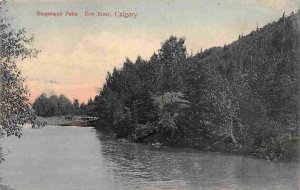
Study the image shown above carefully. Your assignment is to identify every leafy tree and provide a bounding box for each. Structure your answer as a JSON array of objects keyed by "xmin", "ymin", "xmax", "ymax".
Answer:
[
  {"xmin": 32, "ymin": 93, "xmax": 50, "ymax": 117},
  {"xmin": 0, "ymin": 0, "xmax": 43, "ymax": 138},
  {"xmin": 73, "ymin": 98, "xmax": 79, "ymax": 109},
  {"xmin": 33, "ymin": 93, "xmax": 87, "ymax": 117},
  {"xmin": 153, "ymin": 92, "xmax": 189, "ymax": 141},
  {"xmin": 205, "ymin": 71, "xmax": 250, "ymax": 145},
  {"xmin": 58, "ymin": 95, "xmax": 73, "ymax": 115},
  {"xmin": 157, "ymin": 36, "xmax": 187, "ymax": 92}
]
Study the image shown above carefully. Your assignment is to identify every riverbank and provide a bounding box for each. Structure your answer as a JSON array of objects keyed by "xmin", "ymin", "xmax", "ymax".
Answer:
[
  {"xmin": 36, "ymin": 116, "xmax": 299, "ymax": 162},
  {"xmin": 38, "ymin": 116, "xmax": 93, "ymax": 127},
  {"xmin": 95, "ymin": 127, "xmax": 299, "ymax": 162}
]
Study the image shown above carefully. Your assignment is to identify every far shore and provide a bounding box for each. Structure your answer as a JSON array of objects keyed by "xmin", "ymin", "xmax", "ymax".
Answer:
[{"xmin": 38, "ymin": 116, "xmax": 94, "ymax": 127}]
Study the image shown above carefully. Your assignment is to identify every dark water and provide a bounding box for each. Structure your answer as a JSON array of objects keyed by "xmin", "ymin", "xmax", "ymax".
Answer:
[{"xmin": 0, "ymin": 126, "xmax": 299, "ymax": 190}]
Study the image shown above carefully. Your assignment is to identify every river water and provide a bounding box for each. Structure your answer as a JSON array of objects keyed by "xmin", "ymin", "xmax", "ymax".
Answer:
[{"xmin": 0, "ymin": 125, "xmax": 298, "ymax": 190}]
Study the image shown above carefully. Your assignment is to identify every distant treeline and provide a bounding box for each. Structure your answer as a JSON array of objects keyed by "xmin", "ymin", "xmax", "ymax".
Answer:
[{"xmin": 33, "ymin": 93, "xmax": 94, "ymax": 117}]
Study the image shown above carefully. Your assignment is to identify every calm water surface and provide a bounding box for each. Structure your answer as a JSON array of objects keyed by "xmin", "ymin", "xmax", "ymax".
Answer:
[{"xmin": 0, "ymin": 125, "xmax": 299, "ymax": 190}]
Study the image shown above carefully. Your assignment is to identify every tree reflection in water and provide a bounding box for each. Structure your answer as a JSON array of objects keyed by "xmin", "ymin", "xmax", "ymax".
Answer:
[
  {"xmin": 0, "ymin": 127, "xmax": 298, "ymax": 190},
  {"xmin": 97, "ymin": 131, "xmax": 299, "ymax": 190}
]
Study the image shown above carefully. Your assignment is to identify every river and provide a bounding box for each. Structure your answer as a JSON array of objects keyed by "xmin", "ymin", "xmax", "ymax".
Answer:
[{"xmin": 0, "ymin": 125, "xmax": 299, "ymax": 190}]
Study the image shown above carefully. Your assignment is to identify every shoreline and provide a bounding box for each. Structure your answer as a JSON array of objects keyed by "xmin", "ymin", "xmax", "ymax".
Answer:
[
  {"xmin": 38, "ymin": 116, "xmax": 93, "ymax": 127},
  {"xmin": 95, "ymin": 129, "xmax": 299, "ymax": 163},
  {"xmin": 36, "ymin": 117, "xmax": 299, "ymax": 162}
]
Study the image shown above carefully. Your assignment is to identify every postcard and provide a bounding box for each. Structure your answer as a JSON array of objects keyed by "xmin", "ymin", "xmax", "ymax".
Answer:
[{"xmin": 0, "ymin": 0, "xmax": 299, "ymax": 189}]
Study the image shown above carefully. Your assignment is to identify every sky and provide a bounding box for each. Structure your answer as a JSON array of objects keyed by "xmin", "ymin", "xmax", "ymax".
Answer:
[{"xmin": 4, "ymin": 0, "xmax": 300, "ymax": 103}]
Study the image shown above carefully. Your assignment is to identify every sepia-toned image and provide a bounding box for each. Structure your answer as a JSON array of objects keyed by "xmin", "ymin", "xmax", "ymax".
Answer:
[{"xmin": 0, "ymin": 0, "xmax": 299, "ymax": 189}]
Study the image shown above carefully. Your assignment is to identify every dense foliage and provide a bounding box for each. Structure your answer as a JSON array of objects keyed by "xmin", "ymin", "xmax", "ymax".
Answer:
[
  {"xmin": 0, "ymin": 0, "xmax": 43, "ymax": 139},
  {"xmin": 0, "ymin": 0, "xmax": 44, "ymax": 164},
  {"xmin": 93, "ymin": 12, "xmax": 299, "ymax": 160},
  {"xmin": 33, "ymin": 93, "xmax": 94, "ymax": 117}
]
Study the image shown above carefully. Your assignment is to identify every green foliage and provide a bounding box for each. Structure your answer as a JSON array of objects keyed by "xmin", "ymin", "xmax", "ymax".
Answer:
[
  {"xmin": 260, "ymin": 136, "xmax": 299, "ymax": 160},
  {"xmin": 0, "ymin": 0, "xmax": 44, "ymax": 138},
  {"xmin": 204, "ymin": 70, "xmax": 250, "ymax": 145},
  {"xmin": 152, "ymin": 92, "xmax": 189, "ymax": 141},
  {"xmin": 32, "ymin": 93, "xmax": 91, "ymax": 117},
  {"xmin": 79, "ymin": 98, "xmax": 96, "ymax": 116},
  {"xmin": 131, "ymin": 122, "xmax": 157, "ymax": 142},
  {"xmin": 153, "ymin": 92, "xmax": 188, "ymax": 110},
  {"xmin": 261, "ymin": 137, "xmax": 283, "ymax": 159},
  {"xmin": 94, "ymin": 13, "xmax": 300, "ymax": 160}
]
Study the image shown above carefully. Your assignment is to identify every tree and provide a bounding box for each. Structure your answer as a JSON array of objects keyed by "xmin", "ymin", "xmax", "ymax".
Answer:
[
  {"xmin": 58, "ymin": 94, "xmax": 73, "ymax": 115},
  {"xmin": 73, "ymin": 98, "xmax": 79, "ymax": 114},
  {"xmin": 32, "ymin": 93, "xmax": 50, "ymax": 117},
  {"xmin": 205, "ymin": 71, "xmax": 250, "ymax": 145},
  {"xmin": 33, "ymin": 93, "xmax": 75, "ymax": 116},
  {"xmin": 157, "ymin": 36, "xmax": 187, "ymax": 92},
  {"xmin": 0, "ymin": 0, "xmax": 43, "ymax": 138},
  {"xmin": 48, "ymin": 95, "xmax": 59, "ymax": 116},
  {"xmin": 153, "ymin": 92, "xmax": 189, "ymax": 140}
]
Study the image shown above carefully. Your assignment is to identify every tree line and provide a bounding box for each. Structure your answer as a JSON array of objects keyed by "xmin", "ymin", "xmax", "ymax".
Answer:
[
  {"xmin": 32, "ymin": 93, "xmax": 94, "ymax": 117},
  {"xmin": 1, "ymin": 0, "xmax": 298, "ymax": 161},
  {"xmin": 92, "ymin": 12, "xmax": 299, "ymax": 160},
  {"xmin": 4, "ymin": 0, "xmax": 295, "ymax": 163}
]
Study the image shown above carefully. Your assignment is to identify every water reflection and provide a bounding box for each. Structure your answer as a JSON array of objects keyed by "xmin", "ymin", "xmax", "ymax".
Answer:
[
  {"xmin": 0, "ymin": 126, "xmax": 298, "ymax": 190},
  {"xmin": 97, "ymin": 131, "xmax": 299, "ymax": 190}
]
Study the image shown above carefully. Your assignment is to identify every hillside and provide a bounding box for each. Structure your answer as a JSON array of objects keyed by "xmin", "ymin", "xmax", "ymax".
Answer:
[{"xmin": 92, "ymin": 12, "xmax": 300, "ymax": 161}]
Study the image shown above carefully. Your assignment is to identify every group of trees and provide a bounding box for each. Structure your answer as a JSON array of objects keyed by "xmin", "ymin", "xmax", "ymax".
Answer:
[
  {"xmin": 32, "ymin": 93, "xmax": 94, "ymax": 117},
  {"xmin": 93, "ymin": 12, "xmax": 299, "ymax": 160}
]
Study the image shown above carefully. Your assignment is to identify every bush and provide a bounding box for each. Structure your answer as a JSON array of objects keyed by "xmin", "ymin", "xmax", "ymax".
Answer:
[{"xmin": 260, "ymin": 136, "xmax": 299, "ymax": 160}]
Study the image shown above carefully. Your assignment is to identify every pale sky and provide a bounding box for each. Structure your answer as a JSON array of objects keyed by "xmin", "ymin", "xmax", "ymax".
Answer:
[{"xmin": 5, "ymin": 0, "xmax": 300, "ymax": 103}]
